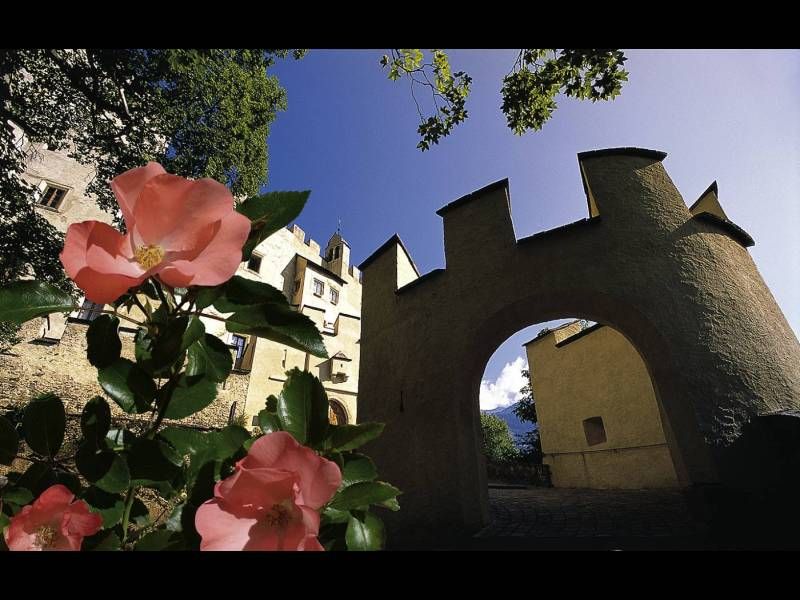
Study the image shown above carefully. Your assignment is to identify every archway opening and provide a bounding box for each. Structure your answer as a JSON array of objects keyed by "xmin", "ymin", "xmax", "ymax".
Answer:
[{"xmin": 477, "ymin": 317, "xmax": 680, "ymax": 492}]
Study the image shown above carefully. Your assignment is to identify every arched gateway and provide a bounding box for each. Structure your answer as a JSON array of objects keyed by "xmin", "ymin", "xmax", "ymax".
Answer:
[{"xmin": 357, "ymin": 148, "xmax": 800, "ymax": 542}]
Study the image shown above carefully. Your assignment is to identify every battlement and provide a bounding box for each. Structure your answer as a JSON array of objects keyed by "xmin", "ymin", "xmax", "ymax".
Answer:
[{"xmin": 359, "ymin": 147, "xmax": 757, "ymax": 298}]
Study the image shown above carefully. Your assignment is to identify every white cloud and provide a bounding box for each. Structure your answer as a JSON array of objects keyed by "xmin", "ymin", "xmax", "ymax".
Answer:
[{"xmin": 479, "ymin": 356, "xmax": 528, "ymax": 411}]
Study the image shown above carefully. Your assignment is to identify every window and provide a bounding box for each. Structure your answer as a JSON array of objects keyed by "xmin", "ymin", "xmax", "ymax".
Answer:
[
  {"xmin": 246, "ymin": 254, "xmax": 262, "ymax": 273},
  {"xmin": 313, "ymin": 278, "xmax": 324, "ymax": 296},
  {"xmin": 36, "ymin": 183, "xmax": 68, "ymax": 210},
  {"xmin": 231, "ymin": 334, "xmax": 247, "ymax": 370},
  {"xmin": 333, "ymin": 246, "xmax": 341, "ymax": 260},
  {"xmin": 330, "ymin": 287, "xmax": 339, "ymax": 305},
  {"xmin": 583, "ymin": 416, "xmax": 607, "ymax": 446},
  {"xmin": 293, "ymin": 279, "xmax": 301, "ymax": 294},
  {"xmin": 75, "ymin": 299, "xmax": 104, "ymax": 322}
]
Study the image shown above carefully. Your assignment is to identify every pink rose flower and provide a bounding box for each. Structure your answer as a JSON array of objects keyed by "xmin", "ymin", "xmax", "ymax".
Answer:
[
  {"xmin": 59, "ymin": 162, "xmax": 252, "ymax": 304},
  {"xmin": 3, "ymin": 484, "xmax": 103, "ymax": 551},
  {"xmin": 195, "ymin": 431, "xmax": 342, "ymax": 551}
]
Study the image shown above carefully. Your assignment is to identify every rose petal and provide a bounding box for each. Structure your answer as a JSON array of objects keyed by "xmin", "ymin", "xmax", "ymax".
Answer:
[
  {"xmin": 157, "ymin": 211, "xmax": 250, "ymax": 287},
  {"xmin": 132, "ymin": 174, "xmax": 235, "ymax": 249},
  {"xmin": 111, "ymin": 162, "xmax": 166, "ymax": 228},
  {"xmin": 196, "ymin": 500, "xmax": 259, "ymax": 551},
  {"xmin": 243, "ymin": 432, "xmax": 342, "ymax": 510}
]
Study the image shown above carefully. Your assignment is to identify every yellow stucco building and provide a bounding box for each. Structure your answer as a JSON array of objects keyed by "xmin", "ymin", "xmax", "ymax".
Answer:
[
  {"xmin": 4, "ymin": 132, "xmax": 361, "ymax": 428},
  {"xmin": 523, "ymin": 321, "xmax": 679, "ymax": 489}
]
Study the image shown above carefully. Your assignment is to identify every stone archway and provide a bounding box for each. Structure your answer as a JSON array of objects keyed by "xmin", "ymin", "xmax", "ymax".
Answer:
[{"xmin": 357, "ymin": 148, "xmax": 800, "ymax": 542}]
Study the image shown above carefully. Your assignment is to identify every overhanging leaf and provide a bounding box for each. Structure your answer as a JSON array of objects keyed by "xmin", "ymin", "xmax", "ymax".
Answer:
[
  {"xmin": 345, "ymin": 512, "xmax": 385, "ymax": 551},
  {"xmin": 237, "ymin": 190, "xmax": 311, "ymax": 260},
  {"xmin": 186, "ymin": 334, "xmax": 233, "ymax": 382},
  {"xmin": 0, "ymin": 280, "xmax": 76, "ymax": 324},
  {"xmin": 162, "ymin": 374, "xmax": 218, "ymax": 420},
  {"xmin": 227, "ymin": 303, "xmax": 327, "ymax": 358},
  {"xmin": 324, "ymin": 423, "xmax": 385, "ymax": 453},
  {"xmin": 276, "ymin": 368, "xmax": 330, "ymax": 445},
  {"xmin": 330, "ymin": 481, "xmax": 401, "ymax": 512}
]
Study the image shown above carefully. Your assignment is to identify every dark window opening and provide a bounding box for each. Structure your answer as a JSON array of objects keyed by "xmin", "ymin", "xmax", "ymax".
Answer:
[
  {"xmin": 583, "ymin": 416, "xmax": 607, "ymax": 446},
  {"xmin": 247, "ymin": 255, "xmax": 262, "ymax": 273},
  {"xmin": 328, "ymin": 400, "xmax": 348, "ymax": 425},
  {"xmin": 37, "ymin": 184, "xmax": 68, "ymax": 210}
]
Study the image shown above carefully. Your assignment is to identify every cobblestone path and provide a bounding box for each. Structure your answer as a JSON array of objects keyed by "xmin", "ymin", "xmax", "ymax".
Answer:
[{"xmin": 463, "ymin": 486, "xmax": 709, "ymax": 550}]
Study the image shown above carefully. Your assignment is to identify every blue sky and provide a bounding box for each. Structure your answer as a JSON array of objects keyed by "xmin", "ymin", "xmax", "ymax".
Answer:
[{"xmin": 264, "ymin": 49, "xmax": 800, "ymax": 409}]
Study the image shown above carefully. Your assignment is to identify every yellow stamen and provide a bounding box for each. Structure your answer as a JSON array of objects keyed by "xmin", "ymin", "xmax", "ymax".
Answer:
[
  {"xmin": 34, "ymin": 525, "xmax": 57, "ymax": 549},
  {"xmin": 263, "ymin": 503, "xmax": 291, "ymax": 529},
  {"xmin": 134, "ymin": 245, "xmax": 165, "ymax": 270}
]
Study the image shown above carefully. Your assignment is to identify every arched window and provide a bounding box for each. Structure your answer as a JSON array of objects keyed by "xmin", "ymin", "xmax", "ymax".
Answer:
[{"xmin": 328, "ymin": 399, "xmax": 348, "ymax": 425}]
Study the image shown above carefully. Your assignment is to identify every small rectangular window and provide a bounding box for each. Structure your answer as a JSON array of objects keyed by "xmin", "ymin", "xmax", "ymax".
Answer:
[
  {"xmin": 75, "ymin": 299, "xmax": 104, "ymax": 322},
  {"xmin": 231, "ymin": 334, "xmax": 247, "ymax": 370},
  {"xmin": 313, "ymin": 279, "xmax": 324, "ymax": 296},
  {"xmin": 330, "ymin": 288, "xmax": 339, "ymax": 305},
  {"xmin": 247, "ymin": 254, "xmax": 262, "ymax": 273},
  {"xmin": 37, "ymin": 184, "xmax": 68, "ymax": 210},
  {"xmin": 583, "ymin": 416, "xmax": 607, "ymax": 446}
]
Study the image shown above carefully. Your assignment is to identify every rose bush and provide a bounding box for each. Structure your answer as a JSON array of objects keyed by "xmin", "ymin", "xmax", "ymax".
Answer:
[{"xmin": 0, "ymin": 164, "xmax": 399, "ymax": 551}]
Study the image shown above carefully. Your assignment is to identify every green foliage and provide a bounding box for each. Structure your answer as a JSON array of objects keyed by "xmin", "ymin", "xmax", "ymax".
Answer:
[
  {"xmin": 186, "ymin": 334, "xmax": 233, "ymax": 382},
  {"xmin": 381, "ymin": 49, "xmax": 628, "ymax": 149},
  {"xmin": 0, "ymin": 280, "xmax": 76, "ymax": 324},
  {"xmin": 98, "ymin": 358, "xmax": 157, "ymax": 414},
  {"xmin": 236, "ymin": 190, "xmax": 311, "ymax": 260},
  {"xmin": 0, "ymin": 415, "xmax": 19, "ymax": 465},
  {"xmin": 480, "ymin": 412, "xmax": 520, "ymax": 465},
  {"xmin": 86, "ymin": 315, "xmax": 122, "ymax": 368},
  {"xmin": 22, "ymin": 393, "xmax": 66, "ymax": 458},
  {"xmin": 346, "ymin": 511, "xmax": 385, "ymax": 551},
  {"xmin": 276, "ymin": 368, "xmax": 330, "ymax": 445}
]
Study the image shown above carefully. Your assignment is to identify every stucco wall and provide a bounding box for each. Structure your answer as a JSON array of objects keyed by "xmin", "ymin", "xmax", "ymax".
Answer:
[{"xmin": 526, "ymin": 324, "xmax": 679, "ymax": 489}]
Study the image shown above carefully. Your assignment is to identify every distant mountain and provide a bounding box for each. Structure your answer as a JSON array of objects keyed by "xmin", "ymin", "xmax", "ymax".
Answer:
[{"xmin": 484, "ymin": 402, "xmax": 537, "ymax": 446}]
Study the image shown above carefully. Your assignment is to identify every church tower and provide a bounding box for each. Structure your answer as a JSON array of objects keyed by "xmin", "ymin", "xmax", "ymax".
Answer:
[{"xmin": 323, "ymin": 231, "xmax": 351, "ymax": 278}]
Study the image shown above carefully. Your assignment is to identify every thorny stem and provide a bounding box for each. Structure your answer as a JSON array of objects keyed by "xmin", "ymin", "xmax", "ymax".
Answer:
[{"xmin": 120, "ymin": 487, "xmax": 136, "ymax": 543}]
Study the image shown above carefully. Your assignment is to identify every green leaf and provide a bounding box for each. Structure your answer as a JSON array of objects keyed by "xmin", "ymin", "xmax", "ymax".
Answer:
[
  {"xmin": 265, "ymin": 395, "xmax": 278, "ymax": 413},
  {"xmin": 134, "ymin": 529, "xmax": 186, "ymax": 551},
  {"xmin": 151, "ymin": 316, "xmax": 190, "ymax": 370},
  {"xmin": 321, "ymin": 505, "xmax": 351, "ymax": 525},
  {"xmin": 83, "ymin": 487, "xmax": 125, "ymax": 528},
  {"xmin": 194, "ymin": 286, "xmax": 223, "ymax": 311},
  {"xmin": 213, "ymin": 276, "xmax": 286, "ymax": 312},
  {"xmin": 376, "ymin": 496, "xmax": 401, "ymax": 511},
  {"xmin": 341, "ymin": 453, "xmax": 378, "ymax": 488},
  {"xmin": 0, "ymin": 415, "xmax": 19, "ymax": 465},
  {"xmin": 324, "ymin": 423, "xmax": 385, "ymax": 452},
  {"xmin": 85, "ymin": 530, "xmax": 122, "ymax": 551},
  {"xmin": 330, "ymin": 481, "xmax": 401, "ymax": 512},
  {"xmin": 181, "ymin": 316, "xmax": 205, "ymax": 351},
  {"xmin": 75, "ymin": 443, "xmax": 131, "ymax": 494},
  {"xmin": 345, "ymin": 512, "xmax": 385, "ymax": 550},
  {"xmin": 0, "ymin": 280, "xmax": 76, "ymax": 324},
  {"xmin": 2, "ymin": 486, "xmax": 34, "ymax": 507},
  {"xmin": 105, "ymin": 428, "xmax": 135, "ymax": 451},
  {"xmin": 226, "ymin": 303, "xmax": 327, "ymax": 358},
  {"xmin": 236, "ymin": 191, "xmax": 311, "ymax": 260},
  {"xmin": 276, "ymin": 368, "xmax": 330, "ymax": 445},
  {"xmin": 186, "ymin": 334, "xmax": 233, "ymax": 382},
  {"xmin": 257, "ymin": 409, "xmax": 281, "ymax": 433},
  {"xmin": 81, "ymin": 396, "xmax": 111, "ymax": 448},
  {"xmin": 98, "ymin": 358, "xmax": 157, "ymax": 413},
  {"xmin": 86, "ymin": 314, "xmax": 121, "ymax": 368},
  {"xmin": 128, "ymin": 439, "xmax": 182, "ymax": 486},
  {"xmin": 163, "ymin": 374, "xmax": 218, "ymax": 420},
  {"xmin": 159, "ymin": 425, "xmax": 248, "ymax": 491},
  {"xmin": 22, "ymin": 393, "xmax": 66, "ymax": 457},
  {"xmin": 15, "ymin": 462, "xmax": 55, "ymax": 497}
]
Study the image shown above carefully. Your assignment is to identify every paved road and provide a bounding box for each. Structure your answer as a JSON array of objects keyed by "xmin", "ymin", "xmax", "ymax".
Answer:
[{"xmin": 463, "ymin": 486, "xmax": 709, "ymax": 550}]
